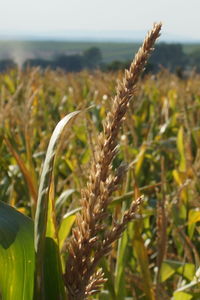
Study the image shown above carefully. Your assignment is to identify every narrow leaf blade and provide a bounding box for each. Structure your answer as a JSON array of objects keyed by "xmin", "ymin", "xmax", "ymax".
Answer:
[{"xmin": 34, "ymin": 111, "xmax": 80, "ymax": 300}]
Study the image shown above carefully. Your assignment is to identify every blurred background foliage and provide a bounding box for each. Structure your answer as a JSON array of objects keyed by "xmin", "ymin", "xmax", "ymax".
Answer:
[{"xmin": 1, "ymin": 42, "xmax": 200, "ymax": 74}]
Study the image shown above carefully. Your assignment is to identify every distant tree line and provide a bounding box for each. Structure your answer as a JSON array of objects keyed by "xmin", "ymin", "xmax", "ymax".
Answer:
[
  {"xmin": 0, "ymin": 59, "xmax": 17, "ymax": 72},
  {"xmin": 1, "ymin": 43, "xmax": 200, "ymax": 74},
  {"xmin": 23, "ymin": 47, "xmax": 102, "ymax": 72},
  {"xmin": 102, "ymin": 43, "xmax": 200, "ymax": 75},
  {"xmin": 0, "ymin": 47, "xmax": 102, "ymax": 72}
]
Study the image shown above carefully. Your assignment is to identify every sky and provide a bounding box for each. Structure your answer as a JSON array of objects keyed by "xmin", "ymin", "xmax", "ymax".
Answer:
[{"xmin": 0, "ymin": 0, "xmax": 200, "ymax": 41}]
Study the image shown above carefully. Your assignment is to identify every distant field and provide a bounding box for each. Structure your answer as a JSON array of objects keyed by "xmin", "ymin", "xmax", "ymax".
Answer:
[
  {"xmin": 183, "ymin": 43, "xmax": 200, "ymax": 54},
  {"xmin": 0, "ymin": 40, "xmax": 140, "ymax": 64},
  {"xmin": 0, "ymin": 40, "xmax": 200, "ymax": 64}
]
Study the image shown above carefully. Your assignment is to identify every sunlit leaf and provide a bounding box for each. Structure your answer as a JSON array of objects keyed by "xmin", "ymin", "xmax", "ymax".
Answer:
[
  {"xmin": 34, "ymin": 111, "xmax": 80, "ymax": 300},
  {"xmin": 160, "ymin": 262, "xmax": 176, "ymax": 282},
  {"xmin": 160, "ymin": 260, "xmax": 195, "ymax": 282},
  {"xmin": 188, "ymin": 209, "xmax": 200, "ymax": 225},
  {"xmin": 177, "ymin": 264, "xmax": 195, "ymax": 281},
  {"xmin": 173, "ymin": 291, "xmax": 193, "ymax": 300},
  {"xmin": 0, "ymin": 201, "xmax": 34, "ymax": 300},
  {"xmin": 115, "ymin": 229, "xmax": 128, "ymax": 299},
  {"xmin": 59, "ymin": 212, "xmax": 77, "ymax": 251},
  {"xmin": 188, "ymin": 209, "xmax": 200, "ymax": 238},
  {"xmin": 177, "ymin": 127, "xmax": 186, "ymax": 172},
  {"xmin": 4, "ymin": 138, "xmax": 38, "ymax": 206},
  {"xmin": 135, "ymin": 144, "xmax": 147, "ymax": 177}
]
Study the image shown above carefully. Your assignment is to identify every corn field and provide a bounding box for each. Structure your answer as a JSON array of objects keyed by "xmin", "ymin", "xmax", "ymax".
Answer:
[{"xmin": 0, "ymin": 24, "xmax": 200, "ymax": 300}]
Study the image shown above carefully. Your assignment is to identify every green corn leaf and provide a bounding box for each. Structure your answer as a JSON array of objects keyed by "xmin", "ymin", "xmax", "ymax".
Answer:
[
  {"xmin": 133, "ymin": 222, "xmax": 155, "ymax": 300},
  {"xmin": 173, "ymin": 292, "xmax": 193, "ymax": 300},
  {"xmin": 4, "ymin": 137, "xmax": 38, "ymax": 207},
  {"xmin": 188, "ymin": 209, "xmax": 200, "ymax": 238},
  {"xmin": 177, "ymin": 264, "xmax": 195, "ymax": 281},
  {"xmin": 115, "ymin": 228, "xmax": 128, "ymax": 299},
  {"xmin": 4, "ymin": 75, "xmax": 15, "ymax": 93},
  {"xmin": 177, "ymin": 127, "xmax": 186, "ymax": 172},
  {"xmin": 55, "ymin": 189, "xmax": 76, "ymax": 212},
  {"xmin": 188, "ymin": 209, "xmax": 200, "ymax": 224},
  {"xmin": 133, "ymin": 238, "xmax": 155, "ymax": 299},
  {"xmin": 0, "ymin": 201, "xmax": 34, "ymax": 300},
  {"xmin": 135, "ymin": 144, "xmax": 147, "ymax": 178},
  {"xmin": 43, "ymin": 179, "xmax": 66, "ymax": 300},
  {"xmin": 115, "ymin": 181, "xmax": 131, "ymax": 300},
  {"xmin": 160, "ymin": 261, "xmax": 176, "ymax": 282},
  {"xmin": 34, "ymin": 111, "xmax": 80, "ymax": 300},
  {"xmin": 58, "ymin": 208, "xmax": 79, "ymax": 251},
  {"xmin": 160, "ymin": 260, "xmax": 195, "ymax": 282}
]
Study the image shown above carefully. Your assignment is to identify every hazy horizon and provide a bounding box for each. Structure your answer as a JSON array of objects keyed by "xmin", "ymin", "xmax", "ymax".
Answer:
[
  {"xmin": 0, "ymin": 29, "xmax": 199, "ymax": 44},
  {"xmin": 0, "ymin": 0, "xmax": 200, "ymax": 42}
]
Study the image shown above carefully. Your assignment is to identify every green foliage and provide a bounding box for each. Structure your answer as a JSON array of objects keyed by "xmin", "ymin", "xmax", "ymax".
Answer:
[
  {"xmin": 149, "ymin": 43, "xmax": 188, "ymax": 72},
  {"xmin": 189, "ymin": 49, "xmax": 200, "ymax": 72},
  {"xmin": 0, "ymin": 201, "xmax": 34, "ymax": 300},
  {"xmin": 83, "ymin": 47, "xmax": 102, "ymax": 69},
  {"xmin": 0, "ymin": 59, "xmax": 17, "ymax": 72}
]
